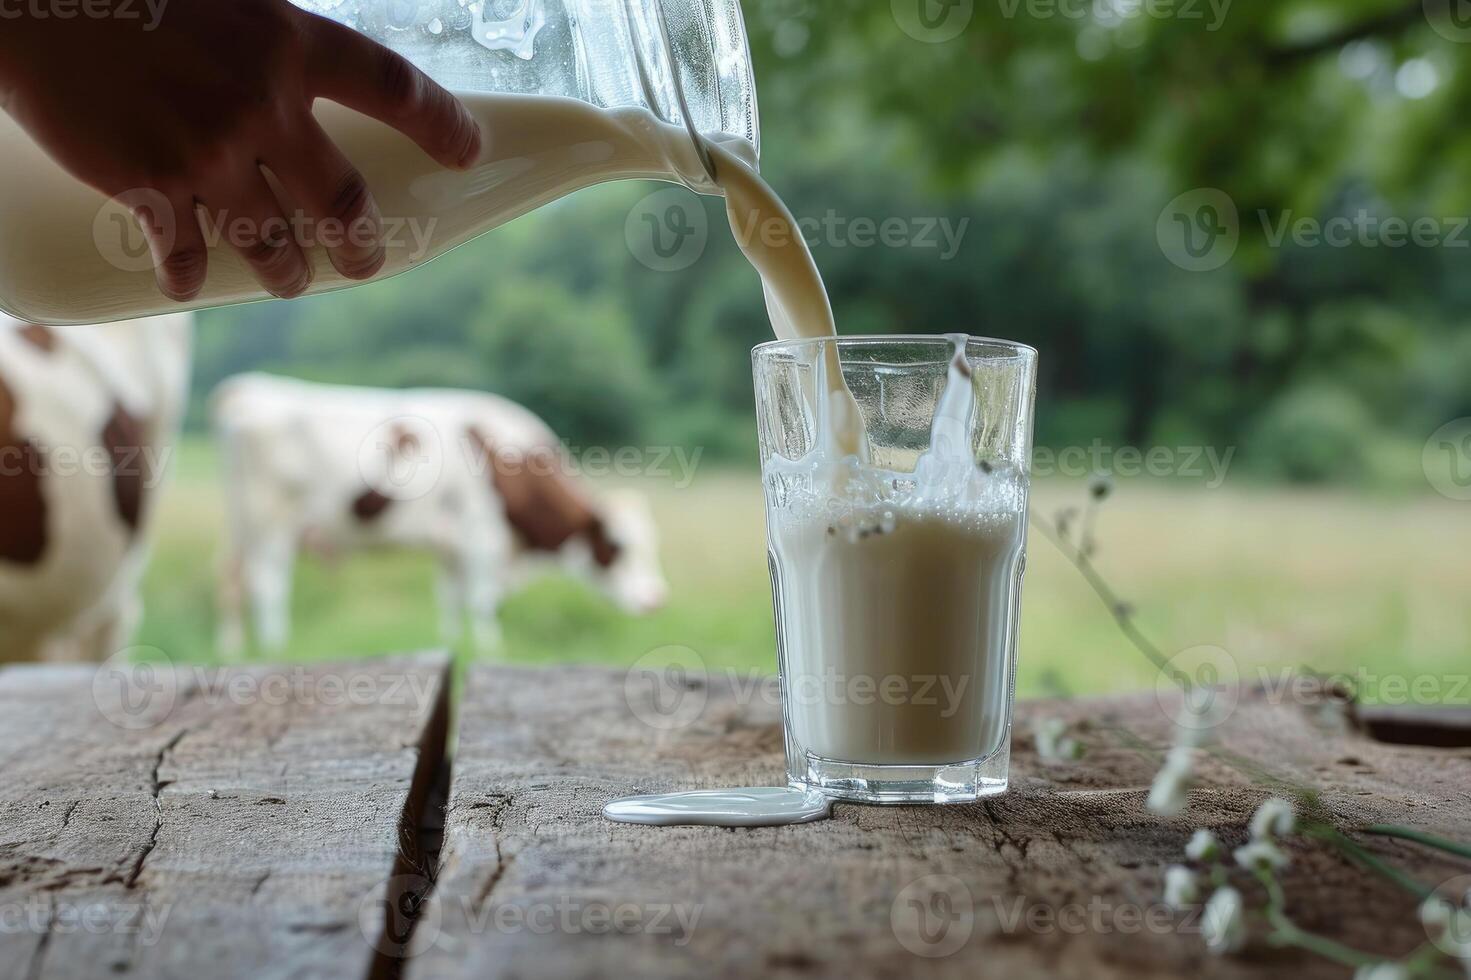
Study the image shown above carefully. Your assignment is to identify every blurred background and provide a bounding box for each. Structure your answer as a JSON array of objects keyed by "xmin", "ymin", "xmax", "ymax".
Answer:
[{"xmin": 141, "ymin": 0, "xmax": 1471, "ymax": 698}]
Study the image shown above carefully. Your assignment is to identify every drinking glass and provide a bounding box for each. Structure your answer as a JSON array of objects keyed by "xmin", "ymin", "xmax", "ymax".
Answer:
[{"xmin": 753, "ymin": 335, "xmax": 1037, "ymax": 803}]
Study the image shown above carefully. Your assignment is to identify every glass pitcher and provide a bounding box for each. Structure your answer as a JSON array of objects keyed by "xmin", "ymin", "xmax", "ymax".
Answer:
[{"xmin": 0, "ymin": 0, "xmax": 758, "ymax": 325}]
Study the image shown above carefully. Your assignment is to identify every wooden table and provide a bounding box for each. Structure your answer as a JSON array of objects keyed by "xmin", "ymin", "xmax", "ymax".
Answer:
[{"xmin": 1, "ymin": 655, "xmax": 1467, "ymax": 979}]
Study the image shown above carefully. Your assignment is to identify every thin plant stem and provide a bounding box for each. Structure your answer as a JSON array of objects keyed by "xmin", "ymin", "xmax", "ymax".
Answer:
[
  {"xmin": 1304, "ymin": 825, "xmax": 1435, "ymax": 900},
  {"xmin": 1365, "ymin": 825, "xmax": 1471, "ymax": 861},
  {"xmin": 1255, "ymin": 868, "xmax": 1377, "ymax": 968},
  {"xmin": 1030, "ymin": 514, "xmax": 1190, "ymax": 688}
]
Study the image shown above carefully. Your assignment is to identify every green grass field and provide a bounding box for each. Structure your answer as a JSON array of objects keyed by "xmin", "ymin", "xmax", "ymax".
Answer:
[{"xmin": 137, "ymin": 439, "xmax": 1471, "ymax": 700}]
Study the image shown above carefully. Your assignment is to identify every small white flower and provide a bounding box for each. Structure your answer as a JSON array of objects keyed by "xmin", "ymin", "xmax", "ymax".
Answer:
[
  {"xmin": 1146, "ymin": 747, "xmax": 1196, "ymax": 816},
  {"xmin": 1147, "ymin": 765, "xmax": 1190, "ymax": 816},
  {"xmin": 1248, "ymin": 798, "xmax": 1295, "ymax": 840},
  {"xmin": 1353, "ymin": 964, "xmax": 1409, "ymax": 980},
  {"xmin": 1421, "ymin": 897, "xmax": 1454, "ymax": 934},
  {"xmin": 1202, "ymin": 886, "xmax": 1246, "ymax": 955},
  {"xmin": 1163, "ymin": 865, "xmax": 1199, "ymax": 910},
  {"xmin": 1032, "ymin": 718, "xmax": 1084, "ymax": 762},
  {"xmin": 1034, "ymin": 717, "xmax": 1067, "ymax": 739},
  {"xmin": 1185, "ymin": 829, "xmax": 1221, "ymax": 862},
  {"xmin": 1234, "ymin": 840, "xmax": 1289, "ymax": 872}
]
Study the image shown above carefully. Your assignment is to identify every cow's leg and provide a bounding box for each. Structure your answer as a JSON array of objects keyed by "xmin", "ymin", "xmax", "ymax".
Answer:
[
  {"xmin": 462, "ymin": 555, "xmax": 505, "ymax": 654},
  {"xmin": 49, "ymin": 555, "xmax": 146, "ymax": 663},
  {"xmin": 215, "ymin": 551, "xmax": 248, "ymax": 660},
  {"xmin": 244, "ymin": 536, "xmax": 297, "ymax": 654},
  {"xmin": 435, "ymin": 561, "xmax": 467, "ymax": 645}
]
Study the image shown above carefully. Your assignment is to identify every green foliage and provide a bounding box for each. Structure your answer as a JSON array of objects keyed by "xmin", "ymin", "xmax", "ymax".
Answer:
[{"xmin": 1246, "ymin": 382, "xmax": 1378, "ymax": 482}]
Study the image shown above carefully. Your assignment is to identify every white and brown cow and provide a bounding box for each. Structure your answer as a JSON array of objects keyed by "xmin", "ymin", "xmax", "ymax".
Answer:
[
  {"xmin": 0, "ymin": 312, "xmax": 192, "ymax": 662},
  {"xmin": 211, "ymin": 373, "xmax": 669, "ymax": 656}
]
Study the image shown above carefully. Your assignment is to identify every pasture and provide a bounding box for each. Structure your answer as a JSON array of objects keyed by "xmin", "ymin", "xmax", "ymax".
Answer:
[{"xmin": 137, "ymin": 438, "xmax": 1471, "ymax": 702}]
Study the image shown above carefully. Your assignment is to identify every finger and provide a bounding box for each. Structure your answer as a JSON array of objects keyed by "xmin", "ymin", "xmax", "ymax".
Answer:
[
  {"xmin": 203, "ymin": 172, "xmax": 312, "ymax": 299},
  {"xmin": 135, "ymin": 192, "xmax": 208, "ymax": 302},
  {"xmin": 303, "ymin": 13, "xmax": 481, "ymax": 170},
  {"xmin": 266, "ymin": 117, "xmax": 386, "ymax": 280}
]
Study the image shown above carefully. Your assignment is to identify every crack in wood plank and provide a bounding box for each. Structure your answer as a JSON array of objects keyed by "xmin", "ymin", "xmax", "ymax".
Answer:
[
  {"xmin": 0, "ymin": 653, "xmax": 455, "ymax": 980},
  {"xmin": 123, "ymin": 728, "xmax": 190, "ymax": 890}
]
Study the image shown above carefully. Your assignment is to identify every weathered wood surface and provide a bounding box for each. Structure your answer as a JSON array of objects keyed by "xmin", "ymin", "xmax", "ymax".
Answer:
[
  {"xmin": 410, "ymin": 666, "xmax": 1471, "ymax": 980},
  {"xmin": 0, "ymin": 653, "xmax": 452, "ymax": 980}
]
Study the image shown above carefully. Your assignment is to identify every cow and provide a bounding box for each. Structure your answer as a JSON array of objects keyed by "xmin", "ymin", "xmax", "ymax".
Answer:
[
  {"xmin": 211, "ymin": 373, "xmax": 669, "ymax": 656},
  {"xmin": 0, "ymin": 312, "xmax": 192, "ymax": 662}
]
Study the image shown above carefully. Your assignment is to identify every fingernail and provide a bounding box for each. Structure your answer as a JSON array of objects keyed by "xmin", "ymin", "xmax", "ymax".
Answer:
[
  {"xmin": 458, "ymin": 123, "xmax": 484, "ymax": 169},
  {"xmin": 338, "ymin": 246, "xmax": 387, "ymax": 280},
  {"xmin": 271, "ymin": 271, "xmax": 312, "ymax": 300}
]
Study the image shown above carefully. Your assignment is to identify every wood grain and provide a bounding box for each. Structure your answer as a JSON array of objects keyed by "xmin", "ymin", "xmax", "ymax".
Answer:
[
  {"xmin": 409, "ymin": 665, "xmax": 1471, "ymax": 980},
  {"xmin": 0, "ymin": 653, "xmax": 452, "ymax": 980}
]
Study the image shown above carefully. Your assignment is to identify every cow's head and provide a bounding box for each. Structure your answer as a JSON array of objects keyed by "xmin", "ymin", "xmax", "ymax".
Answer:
[
  {"xmin": 468, "ymin": 429, "xmax": 669, "ymax": 615},
  {"xmin": 580, "ymin": 489, "xmax": 668, "ymax": 615}
]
